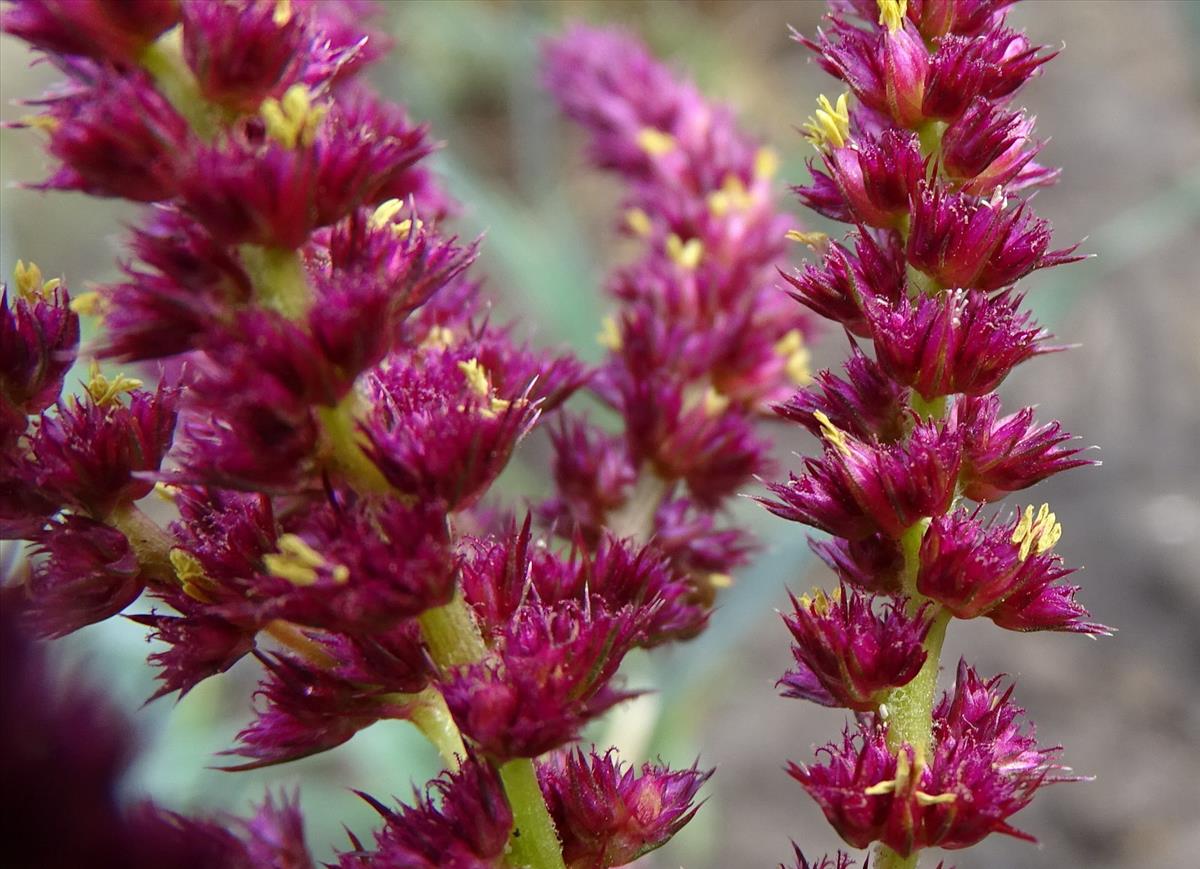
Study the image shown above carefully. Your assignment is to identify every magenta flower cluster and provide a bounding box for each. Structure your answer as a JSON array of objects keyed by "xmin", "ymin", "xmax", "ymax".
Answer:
[
  {"xmin": 1, "ymin": 1, "xmax": 1101, "ymax": 867},
  {"xmin": 768, "ymin": 0, "xmax": 1104, "ymax": 866}
]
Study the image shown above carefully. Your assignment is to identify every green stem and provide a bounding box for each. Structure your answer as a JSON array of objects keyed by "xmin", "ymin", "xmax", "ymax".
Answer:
[
  {"xmin": 408, "ymin": 687, "xmax": 467, "ymax": 769},
  {"xmin": 418, "ymin": 592, "xmax": 490, "ymax": 669},
  {"xmin": 139, "ymin": 27, "xmax": 220, "ymax": 139},
  {"xmin": 240, "ymin": 245, "xmax": 313, "ymax": 320},
  {"xmin": 606, "ymin": 465, "xmax": 669, "ymax": 544},
  {"xmin": 315, "ymin": 399, "xmax": 393, "ymax": 494},
  {"xmin": 499, "ymin": 759, "xmax": 568, "ymax": 869},
  {"xmin": 108, "ymin": 503, "xmax": 176, "ymax": 584}
]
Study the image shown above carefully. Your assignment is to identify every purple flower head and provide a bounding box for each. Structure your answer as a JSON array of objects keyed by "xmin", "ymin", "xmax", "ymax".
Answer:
[
  {"xmin": 25, "ymin": 514, "xmax": 143, "ymax": 637},
  {"xmin": 252, "ymin": 495, "xmax": 458, "ymax": 634},
  {"xmin": 956, "ymin": 395, "xmax": 1094, "ymax": 501},
  {"xmin": 1, "ymin": 0, "xmax": 180, "ymax": 63},
  {"xmin": 340, "ymin": 761, "xmax": 512, "ymax": 869},
  {"xmin": 906, "ymin": 184, "xmax": 1080, "ymax": 291},
  {"xmin": 181, "ymin": 0, "xmax": 307, "ymax": 112},
  {"xmin": 918, "ymin": 506, "xmax": 1106, "ymax": 634},
  {"xmin": 923, "ymin": 29, "xmax": 1055, "ymax": 121},
  {"xmin": 782, "ymin": 847, "xmax": 868, "ymax": 869},
  {"xmin": 791, "ymin": 662, "xmax": 1070, "ymax": 855},
  {"xmin": 941, "ymin": 98, "xmax": 1049, "ymax": 194},
  {"xmin": 99, "ymin": 209, "xmax": 253, "ymax": 362},
  {"xmin": 461, "ymin": 517, "xmax": 706, "ymax": 647},
  {"xmin": 130, "ymin": 597, "xmax": 258, "ymax": 702},
  {"xmin": 799, "ymin": 129, "xmax": 926, "ymax": 229},
  {"xmin": 360, "ymin": 348, "xmax": 541, "ymax": 510},
  {"xmin": 179, "ymin": 90, "xmax": 432, "ymax": 249},
  {"xmin": 442, "ymin": 602, "xmax": 642, "ymax": 760},
  {"xmin": 650, "ymin": 497, "xmax": 756, "ymax": 583},
  {"xmin": 1, "ymin": 273, "xmax": 79, "ymax": 425},
  {"xmin": 537, "ymin": 747, "xmax": 712, "ymax": 869},
  {"xmin": 763, "ymin": 417, "xmax": 960, "ymax": 540},
  {"xmin": 224, "ymin": 649, "xmax": 414, "ymax": 770},
  {"xmin": 809, "ymin": 533, "xmax": 905, "ymax": 596},
  {"xmin": 780, "ymin": 587, "xmax": 931, "ymax": 711},
  {"xmin": 782, "ymin": 232, "xmax": 906, "ymax": 336},
  {"xmin": 774, "ymin": 345, "xmax": 910, "ymax": 444},
  {"xmin": 21, "ymin": 65, "xmax": 192, "ymax": 201},
  {"xmin": 175, "ymin": 403, "xmax": 319, "ymax": 493},
  {"xmin": 541, "ymin": 416, "xmax": 637, "ymax": 542},
  {"xmin": 171, "ymin": 486, "xmax": 278, "ymax": 593},
  {"xmin": 30, "ymin": 376, "xmax": 178, "ymax": 517},
  {"xmin": 867, "ymin": 288, "xmax": 1049, "ymax": 400},
  {"xmin": 306, "ymin": 207, "xmax": 478, "ymax": 380}
]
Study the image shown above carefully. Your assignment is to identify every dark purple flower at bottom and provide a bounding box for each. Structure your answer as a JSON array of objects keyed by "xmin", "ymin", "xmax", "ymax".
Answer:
[
  {"xmin": 340, "ymin": 761, "xmax": 512, "ymax": 869},
  {"xmin": 537, "ymin": 748, "xmax": 712, "ymax": 869},
  {"xmin": 789, "ymin": 663, "xmax": 1070, "ymax": 856}
]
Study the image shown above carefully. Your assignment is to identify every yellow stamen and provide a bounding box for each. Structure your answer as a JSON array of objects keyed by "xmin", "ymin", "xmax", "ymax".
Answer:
[
  {"xmin": 636, "ymin": 127, "xmax": 676, "ymax": 157},
  {"xmin": 708, "ymin": 572, "xmax": 733, "ymax": 589},
  {"xmin": 774, "ymin": 329, "xmax": 812, "ymax": 386},
  {"xmin": 754, "ymin": 147, "xmax": 780, "ymax": 180},
  {"xmin": 420, "ymin": 325, "xmax": 455, "ymax": 350},
  {"xmin": 625, "ymin": 207, "xmax": 653, "ymax": 237},
  {"xmin": 19, "ymin": 113, "xmax": 58, "ymax": 133},
  {"xmin": 13, "ymin": 260, "xmax": 61, "ymax": 301},
  {"xmin": 702, "ymin": 386, "xmax": 730, "ymax": 416},
  {"xmin": 915, "ymin": 791, "xmax": 957, "ymax": 806},
  {"xmin": 273, "ymin": 0, "xmax": 293, "ymax": 26},
  {"xmin": 1011, "ymin": 503, "xmax": 1062, "ymax": 560},
  {"xmin": 369, "ymin": 198, "xmax": 406, "ymax": 230},
  {"xmin": 169, "ymin": 549, "xmax": 215, "ymax": 601},
  {"xmin": 153, "ymin": 481, "xmax": 180, "ymax": 502},
  {"xmin": 707, "ymin": 174, "xmax": 752, "ymax": 217},
  {"xmin": 261, "ymin": 84, "xmax": 327, "ymax": 149},
  {"xmin": 597, "ymin": 315, "xmax": 622, "ymax": 351},
  {"xmin": 785, "ymin": 229, "xmax": 830, "ymax": 251},
  {"xmin": 801, "ymin": 92, "xmax": 851, "ymax": 151},
  {"xmin": 69, "ymin": 291, "xmax": 102, "ymax": 316},
  {"xmin": 264, "ymin": 533, "xmax": 348, "ymax": 587},
  {"xmin": 877, "ymin": 0, "xmax": 908, "ymax": 33},
  {"xmin": 85, "ymin": 360, "xmax": 142, "ymax": 406},
  {"xmin": 666, "ymin": 234, "xmax": 703, "ymax": 270},
  {"xmin": 812, "ymin": 410, "xmax": 852, "ymax": 458},
  {"xmin": 457, "ymin": 358, "xmax": 491, "ymax": 397}
]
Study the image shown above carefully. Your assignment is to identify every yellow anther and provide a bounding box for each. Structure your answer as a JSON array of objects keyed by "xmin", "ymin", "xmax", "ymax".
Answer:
[
  {"xmin": 13, "ymin": 260, "xmax": 61, "ymax": 301},
  {"xmin": 754, "ymin": 147, "xmax": 780, "ymax": 180},
  {"xmin": 85, "ymin": 360, "xmax": 142, "ymax": 406},
  {"xmin": 774, "ymin": 329, "xmax": 813, "ymax": 386},
  {"xmin": 786, "ymin": 229, "xmax": 830, "ymax": 251},
  {"xmin": 273, "ymin": 0, "xmax": 293, "ymax": 26},
  {"xmin": 666, "ymin": 234, "xmax": 703, "ymax": 270},
  {"xmin": 597, "ymin": 315, "xmax": 622, "ymax": 351},
  {"xmin": 877, "ymin": 0, "xmax": 908, "ymax": 33},
  {"xmin": 153, "ymin": 481, "xmax": 180, "ymax": 502},
  {"xmin": 420, "ymin": 325, "xmax": 455, "ymax": 350},
  {"xmin": 489, "ymin": 396, "xmax": 512, "ymax": 415},
  {"xmin": 261, "ymin": 84, "xmax": 327, "ymax": 149},
  {"xmin": 801, "ymin": 92, "xmax": 851, "ymax": 151},
  {"xmin": 170, "ymin": 549, "xmax": 214, "ymax": 602},
  {"xmin": 19, "ymin": 113, "xmax": 58, "ymax": 133},
  {"xmin": 707, "ymin": 174, "xmax": 752, "ymax": 217},
  {"xmin": 915, "ymin": 791, "xmax": 957, "ymax": 806},
  {"xmin": 369, "ymin": 198, "xmax": 406, "ymax": 230},
  {"xmin": 864, "ymin": 779, "xmax": 896, "ymax": 796},
  {"xmin": 69, "ymin": 291, "xmax": 102, "ymax": 316},
  {"xmin": 264, "ymin": 533, "xmax": 347, "ymax": 586},
  {"xmin": 812, "ymin": 410, "xmax": 852, "ymax": 458},
  {"xmin": 636, "ymin": 127, "xmax": 676, "ymax": 157},
  {"xmin": 625, "ymin": 207, "xmax": 653, "ymax": 237},
  {"xmin": 799, "ymin": 586, "xmax": 838, "ymax": 615},
  {"xmin": 1011, "ymin": 503, "xmax": 1062, "ymax": 560},
  {"xmin": 458, "ymin": 358, "xmax": 491, "ymax": 397},
  {"xmin": 703, "ymin": 386, "xmax": 730, "ymax": 416},
  {"xmin": 708, "ymin": 572, "xmax": 733, "ymax": 589}
]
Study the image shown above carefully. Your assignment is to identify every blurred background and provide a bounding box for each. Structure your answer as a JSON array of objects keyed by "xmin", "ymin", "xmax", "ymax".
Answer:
[{"xmin": 2, "ymin": 1, "xmax": 1199, "ymax": 867}]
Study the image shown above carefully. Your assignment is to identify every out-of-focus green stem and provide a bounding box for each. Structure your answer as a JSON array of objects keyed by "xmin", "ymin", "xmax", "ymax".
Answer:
[
  {"xmin": 606, "ymin": 466, "xmax": 669, "ymax": 544},
  {"xmin": 499, "ymin": 759, "xmax": 568, "ymax": 869},
  {"xmin": 418, "ymin": 592, "xmax": 490, "ymax": 669},
  {"xmin": 408, "ymin": 687, "xmax": 467, "ymax": 768},
  {"xmin": 108, "ymin": 503, "xmax": 176, "ymax": 583}
]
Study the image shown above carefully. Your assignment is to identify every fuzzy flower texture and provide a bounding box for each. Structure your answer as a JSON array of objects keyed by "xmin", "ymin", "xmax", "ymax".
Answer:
[{"xmin": 0, "ymin": 1, "xmax": 1100, "ymax": 868}]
